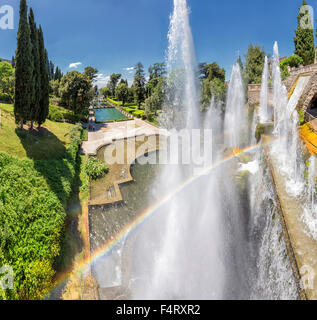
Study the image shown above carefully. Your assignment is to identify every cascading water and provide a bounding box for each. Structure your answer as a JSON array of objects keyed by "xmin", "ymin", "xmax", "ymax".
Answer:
[
  {"xmin": 308, "ymin": 156, "xmax": 316, "ymax": 211},
  {"xmin": 270, "ymin": 41, "xmax": 305, "ymax": 197},
  {"xmin": 302, "ymin": 155, "xmax": 317, "ymax": 241},
  {"xmin": 90, "ymin": 2, "xmax": 300, "ymax": 301},
  {"xmin": 259, "ymin": 56, "xmax": 270, "ymax": 123},
  {"xmin": 224, "ymin": 63, "xmax": 246, "ymax": 149}
]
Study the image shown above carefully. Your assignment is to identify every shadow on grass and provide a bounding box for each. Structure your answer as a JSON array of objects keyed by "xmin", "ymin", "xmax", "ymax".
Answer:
[{"xmin": 16, "ymin": 126, "xmax": 84, "ymax": 296}]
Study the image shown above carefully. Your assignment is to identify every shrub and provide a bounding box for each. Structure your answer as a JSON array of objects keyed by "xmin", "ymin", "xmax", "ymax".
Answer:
[
  {"xmin": 281, "ymin": 55, "xmax": 304, "ymax": 69},
  {"xmin": 133, "ymin": 110, "xmax": 144, "ymax": 118},
  {"xmin": 85, "ymin": 157, "xmax": 109, "ymax": 180},
  {"xmin": 298, "ymin": 109, "xmax": 305, "ymax": 126},
  {"xmin": 0, "ymin": 124, "xmax": 82, "ymax": 300},
  {"xmin": 0, "ymin": 93, "xmax": 12, "ymax": 103},
  {"xmin": 48, "ymin": 105, "xmax": 82, "ymax": 123}
]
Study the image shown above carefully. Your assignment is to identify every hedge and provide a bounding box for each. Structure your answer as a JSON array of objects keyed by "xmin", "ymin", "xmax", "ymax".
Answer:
[
  {"xmin": 0, "ymin": 124, "xmax": 82, "ymax": 300},
  {"xmin": 48, "ymin": 105, "xmax": 83, "ymax": 123}
]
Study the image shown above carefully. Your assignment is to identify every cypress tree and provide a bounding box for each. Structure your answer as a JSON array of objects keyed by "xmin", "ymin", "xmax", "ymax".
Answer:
[
  {"xmin": 14, "ymin": 0, "xmax": 33, "ymax": 129},
  {"xmin": 28, "ymin": 8, "xmax": 40, "ymax": 130},
  {"xmin": 294, "ymin": 0, "xmax": 315, "ymax": 65},
  {"xmin": 37, "ymin": 26, "xmax": 49, "ymax": 128}
]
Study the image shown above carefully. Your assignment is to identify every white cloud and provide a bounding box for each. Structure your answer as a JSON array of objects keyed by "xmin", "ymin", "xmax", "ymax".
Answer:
[
  {"xmin": 124, "ymin": 67, "xmax": 135, "ymax": 74},
  {"xmin": 69, "ymin": 62, "xmax": 82, "ymax": 69},
  {"xmin": 94, "ymin": 73, "xmax": 110, "ymax": 88}
]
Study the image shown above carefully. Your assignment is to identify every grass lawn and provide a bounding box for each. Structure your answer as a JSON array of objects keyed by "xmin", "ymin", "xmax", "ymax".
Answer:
[{"xmin": 0, "ymin": 103, "xmax": 75, "ymax": 159}]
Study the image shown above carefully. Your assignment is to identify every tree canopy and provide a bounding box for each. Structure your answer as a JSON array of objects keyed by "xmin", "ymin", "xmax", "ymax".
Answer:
[{"xmin": 294, "ymin": 0, "xmax": 315, "ymax": 65}]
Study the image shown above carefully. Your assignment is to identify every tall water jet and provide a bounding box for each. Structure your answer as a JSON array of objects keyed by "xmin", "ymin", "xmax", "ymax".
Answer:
[
  {"xmin": 259, "ymin": 56, "xmax": 269, "ymax": 123},
  {"xmin": 162, "ymin": 0, "xmax": 199, "ymax": 129},
  {"xmin": 224, "ymin": 63, "xmax": 246, "ymax": 149},
  {"xmin": 130, "ymin": 0, "xmax": 226, "ymax": 299},
  {"xmin": 272, "ymin": 41, "xmax": 284, "ymax": 134}
]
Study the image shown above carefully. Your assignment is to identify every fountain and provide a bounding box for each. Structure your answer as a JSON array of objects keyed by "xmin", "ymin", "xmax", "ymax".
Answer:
[
  {"xmin": 89, "ymin": 1, "xmax": 299, "ymax": 301},
  {"xmin": 308, "ymin": 155, "xmax": 316, "ymax": 210},
  {"xmin": 270, "ymin": 41, "xmax": 305, "ymax": 197},
  {"xmin": 224, "ymin": 62, "xmax": 246, "ymax": 149},
  {"xmin": 259, "ymin": 56, "xmax": 269, "ymax": 123}
]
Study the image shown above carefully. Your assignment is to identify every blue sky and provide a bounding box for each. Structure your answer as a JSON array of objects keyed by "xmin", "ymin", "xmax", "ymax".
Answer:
[{"xmin": 0, "ymin": 0, "xmax": 316, "ymax": 85}]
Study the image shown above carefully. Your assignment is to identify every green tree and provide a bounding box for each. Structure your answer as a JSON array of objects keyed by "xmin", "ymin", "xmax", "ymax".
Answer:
[
  {"xmin": 54, "ymin": 66, "xmax": 63, "ymax": 81},
  {"xmin": 200, "ymin": 62, "xmax": 226, "ymax": 110},
  {"xmin": 199, "ymin": 62, "xmax": 225, "ymax": 82},
  {"xmin": 133, "ymin": 62, "xmax": 146, "ymax": 108},
  {"xmin": 144, "ymin": 77, "xmax": 165, "ymax": 118},
  {"xmin": 49, "ymin": 79, "xmax": 60, "ymax": 97},
  {"xmin": 115, "ymin": 83, "xmax": 129, "ymax": 106},
  {"xmin": 0, "ymin": 62, "xmax": 15, "ymax": 102},
  {"xmin": 84, "ymin": 66, "xmax": 98, "ymax": 82},
  {"xmin": 244, "ymin": 44, "xmax": 266, "ymax": 84},
  {"xmin": 49, "ymin": 61, "xmax": 55, "ymax": 80},
  {"xmin": 37, "ymin": 26, "xmax": 50, "ymax": 128},
  {"xmin": 28, "ymin": 8, "xmax": 40, "ymax": 130},
  {"xmin": 108, "ymin": 73, "xmax": 121, "ymax": 97},
  {"xmin": 14, "ymin": 0, "xmax": 33, "ymax": 129},
  {"xmin": 59, "ymin": 71, "xmax": 93, "ymax": 115},
  {"xmin": 100, "ymin": 87, "xmax": 111, "ymax": 99},
  {"xmin": 294, "ymin": 0, "xmax": 315, "ymax": 65}
]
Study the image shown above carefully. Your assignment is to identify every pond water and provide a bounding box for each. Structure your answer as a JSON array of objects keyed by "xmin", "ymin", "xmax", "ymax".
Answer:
[{"xmin": 94, "ymin": 108, "xmax": 129, "ymax": 122}]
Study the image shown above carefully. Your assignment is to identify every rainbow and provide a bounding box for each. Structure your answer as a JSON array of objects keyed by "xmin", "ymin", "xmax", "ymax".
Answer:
[{"xmin": 48, "ymin": 140, "xmax": 272, "ymax": 298}]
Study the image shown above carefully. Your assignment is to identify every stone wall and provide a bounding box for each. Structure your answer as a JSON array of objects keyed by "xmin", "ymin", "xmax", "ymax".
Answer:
[
  {"xmin": 296, "ymin": 72, "xmax": 317, "ymax": 113},
  {"xmin": 248, "ymin": 84, "xmax": 273, "ymax": 106}
]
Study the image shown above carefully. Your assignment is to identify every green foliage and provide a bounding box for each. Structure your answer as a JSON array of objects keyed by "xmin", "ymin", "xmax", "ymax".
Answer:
[
  {"xmin": 14, "ymin": 0, "xmax": 33, "ymax": 127},
  {"xmin": 115, "ymin": 83, "xmax": 129, "ymax": 106},
  {"xmin": 84, "ymin": 66, "xmax": 98, "ymax": 82},
  {"xmin": 108, "ymin": 74, "xmax": 122, "ymax": 97},
  {"xmin": 133, "ymin": 62, "xmax": 146, "ymax": 108},
  {"xmin": 133, "ymin": 110, "xmax": 144, "ymax": 118},
  {"xmin": 28, "ymin": 8, "xmax": 41, "ymax": 128},
  {"xmin": 244, "ymin": 44, "xmax": 266, "ymax": 84},
  {"xmin": 0, "ymin": 62, "xmax": 15, "ymax": 103},
  {"xmin": 201, "ymin": 73, "xmax": 226, "ymax": 110},
  {"xmin": 48, "ymin": 104, "xmax": 82, "ymax": 123},
  {"xmin": 59, "ymin": 71, "xmax": 93, "ymax": 116},
  {"xmin": 294, "ymin": 1, "xmax": 315, "ymax": 65},
  {"xmin": 0, "ymin": 124, "xmax": 82, "ymax": 300},
  {"xmin": 37, "ymin": 26, "xmax": 50, "ymax": 127},
  {"xmin": 100, "ymin": 87, "xmax": 111, "ymax": 99},
  {"xmin": 281, "ymin": 55, "xmax": 304, "ymax": 68},
  {"xmin": 280, "ymin": 64, "xmax": 290, "ymax": 81},
  {"xmin": 85, "ymin": 157, "xmax": 109, "ymax": 180},
  {"xmin": 298, "ymin": 109, "xmax": 305, "ymax": 125},
  {"xmin": 199, "ymin": 62, "xmax": 226, "ymax": 82},
  {"xmin": 144, "ymin": 77, "xmax": 165, "ymax": 118}
]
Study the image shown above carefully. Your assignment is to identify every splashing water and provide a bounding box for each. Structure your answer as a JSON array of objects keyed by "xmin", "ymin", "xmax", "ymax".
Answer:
[
  {"xmin": 224, "ymin": 63, "xmax": 246, "ymax": 149},
  {"xmin": 259, "ymin": 56, "xmax": 269, "ymax": 123},
  {"xmin": 308, "ymin": 155, "xmax": 316, "ymax": 210},
  {"xmin": 88, "ymin": 3, "xmax": 299, "ymax": 301},
  {"xmin": 302, "ymin": 155, "xmax": 317, "ymax": 241},
  {"xmin": 270, "ymin": 42, "xmax": 305, "ymax": 197},
  {"xmin": 130, "ymin": 0, "xmax": 226, "ymax": 299}
]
